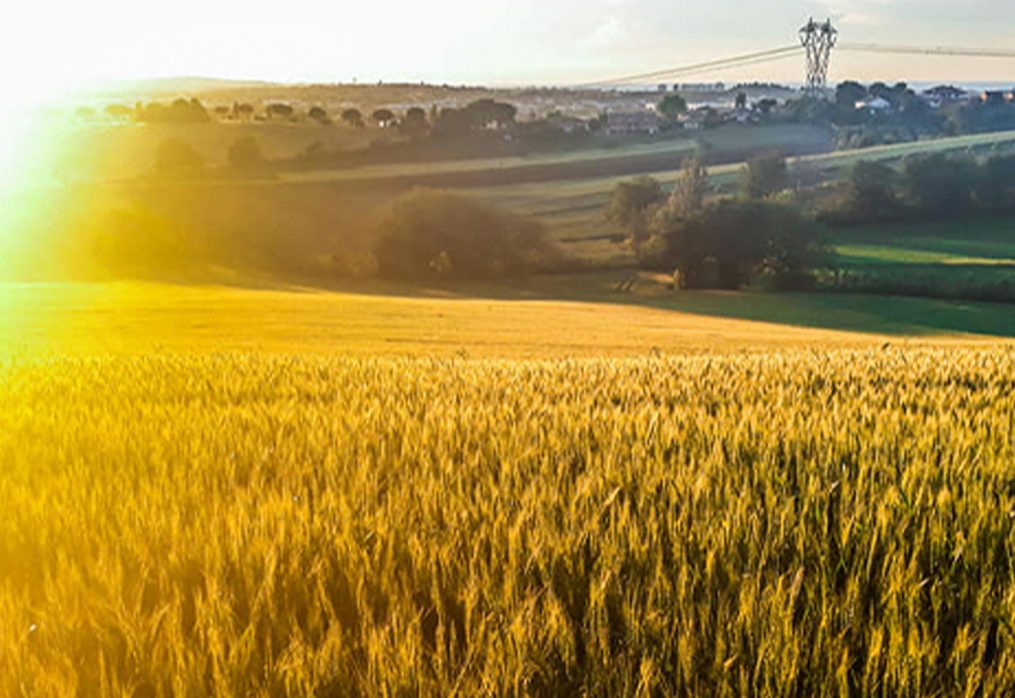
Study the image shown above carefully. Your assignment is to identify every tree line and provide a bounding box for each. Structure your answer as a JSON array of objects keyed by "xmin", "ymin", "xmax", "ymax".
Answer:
[{"xmin": 826, "ymin": 152, "xmax": 1015, "ymax": 225}]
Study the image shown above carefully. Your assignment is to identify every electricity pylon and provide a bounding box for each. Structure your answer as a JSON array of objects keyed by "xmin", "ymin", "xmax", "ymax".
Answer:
[{"xmin": 800, "ymin": 18, "xmax": 837, "ymax": 97}]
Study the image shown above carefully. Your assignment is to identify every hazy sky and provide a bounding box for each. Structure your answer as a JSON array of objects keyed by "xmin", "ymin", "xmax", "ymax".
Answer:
[{"xmin": 4, "ymin": 0, "xmax": 1015, "ymax": 102}]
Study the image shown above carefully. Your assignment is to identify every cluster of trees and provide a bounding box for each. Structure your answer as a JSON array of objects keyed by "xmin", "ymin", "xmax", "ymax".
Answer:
[
  {"xmin": 133, "ymin": 98, "xmax": 211, "ymax": 124},
  {"xmin": 828, "ymin": 152, "xmax": 1015, "ymax": 224},
  {"xmin": 828, "ymin": 81, "xmax": 1015, "ymax": 147},
  {"xmin": 432, "ymin": 99, "xmax": 518, "ymax": 136},
  {"xmin": 100, "ymin": 99, "xmax": 386, "ymax": 129},
  {"xmin": 607, "ymin": 156, "xmax": 824, "ymax": 289},
  {"xmin": 371, "ymin": 190, "xmax": 561, "ymax": 280},
  {"xmin": 152, "ymin": 136, "xmax": 266, "ymax": 176}
]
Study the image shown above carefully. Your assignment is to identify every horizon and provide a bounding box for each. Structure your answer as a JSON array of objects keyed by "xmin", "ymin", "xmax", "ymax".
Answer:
[{"xmin": 6, "ymin": 1, "xmax": 1015, "ymax": 108}]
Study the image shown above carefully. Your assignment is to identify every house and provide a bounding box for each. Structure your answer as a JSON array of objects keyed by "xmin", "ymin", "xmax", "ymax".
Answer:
[
  {"xmin": 544, "ymin": 114, "xmax": 588, "ymax": 134},
  {"xmin": 729, "ymin": 107, "xmax": 755, "ymax": 125},
  {"xmin": 981, "ymin": 91, "xmax": 1014, "ymax": 105},
  {"xmin": 921, "ymin": 85, "xmax": 967, "ymax": 108},
  {"xmin": 855, "ymin": 97, "xmax": 892, "ymax": 114},
  {"xmin": 681, "ymin": 107, "xmax": 717, "ymax": 131},
  {"xmin": 605, "ymin": 111, "xmax": 660, "ymax": 135}
]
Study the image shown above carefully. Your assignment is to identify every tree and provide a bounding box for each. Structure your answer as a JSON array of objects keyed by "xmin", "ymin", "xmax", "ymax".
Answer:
[
  {"xmin": 847, "ymin": 161, "xmax": 898, "ymax": 220},
  {"xmin": 650, "ymin": 200, "xmax": 822, "ymax": 289},
  {"xmin": 232, "ymin": 102, "xmax": 254, "ymax": 119},
  {"xmin": 835, "ymin": 81, "xmax": 867, "ymax": 110},
  {"xmin": 154, "ymin": 138, "xmax": 204, "ymax": 176},
  {"xmin": 757, "ymin": 98, "xmax": 778, "ymax": 117},
  {"xmin": 135, "ymin": 98, "xmax": 210, "ymax": 124},
  {"xmin": 657, "ymin": 94, "xmax": 688, "ymax": 121},
  {"xmin": 466, "ymin": 99, "xmax": 517, "ymax": 129},
  {"xmin": 904, "ymin": 153, "xmax": 979, "ymax": 216},
  {"xmin": 401, "ymin": 107, "xmax": 429, "ymax": 136},
  {"xmin": 372, "ymin": 108, "xmax": 397, "ymax": 127},
  {"xmin": 606, "ymin": 177, "xmax": 665, "ymax": 248},
  {"xmin": 308, "ymin": 106, "xmax": 329, "ymax": 123},
  {"xmin": 668, "ymin": 156, "xmax": 709, "ymax": 217},
  {"xmin": 740, "ymin": 155, "xmax": 789, "ymax": 199},
  {"xmin": 978, "ymin": 154, "xmax": 1015, "ymax": 209},
  {"xmin": 266, "ymin": 103, "xmax": 294, "ymax": 120},
  {"xmin": 227, "ymin": 136, "xmax": 263, "ymax": 171},
  {"xmin": 341, "ymin": 108, "xmax": 364, "ymax": 128},
  {"xmin": 868, "ymin": 82, "xmax": 891, "ymax": 103}
]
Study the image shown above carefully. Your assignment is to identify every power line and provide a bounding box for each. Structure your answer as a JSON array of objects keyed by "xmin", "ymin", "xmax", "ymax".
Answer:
[
  {"xmin": 567, "ymin": 36, "xmax": 1015, "ymax": 92},
  {"xmin": 644, "ymin": 51, "xmax": 803, "ymax": 82},
  {"xmin": 841, "ymin": 43, "xmax": 1015, "ymax": 59},
  {"xmin": 571, "ymin": 45, "xmax": 801, "ymax": 89}
]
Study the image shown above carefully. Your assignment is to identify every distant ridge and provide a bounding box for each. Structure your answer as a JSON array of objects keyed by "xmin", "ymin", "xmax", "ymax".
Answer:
[{"xmin": 85, "ymin": 76, "xmax": 281, "ymax": 99}]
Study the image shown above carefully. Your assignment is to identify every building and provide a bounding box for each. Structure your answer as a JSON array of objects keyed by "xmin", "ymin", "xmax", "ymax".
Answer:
[
  {"xmin": 855, "ymin": 97, "xmax": 892, "ymax": 114},
  {"xmin": 544, "ymin": 114, "xmax": 589, "ymax": 134},
  {"xmin": 681, "ymin": 107, "xmax": 720, "ymax": 130},
  {"xmin": 922, "ymin": 85, "xmax": 968, "ymax": 106},
  {"xmin": 981, "ymin": 91, "xmax": 1014, "ymax": 105},
  {"xmin": 605, "ymin": 111, "xmax": 660, "ymax": 135},
  {"xmin": 679, "ymin": 82, "xmax": 726, "ymax": 92}
]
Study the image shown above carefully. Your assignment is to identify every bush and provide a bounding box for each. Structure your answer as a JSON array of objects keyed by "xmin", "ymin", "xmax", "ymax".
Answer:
[{"xmin": 372, "ymin": 190, "xmax": 562, "ymax": 281}]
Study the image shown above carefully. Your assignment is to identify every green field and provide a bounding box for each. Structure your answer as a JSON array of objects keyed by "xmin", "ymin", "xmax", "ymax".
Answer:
[{"xmin": 825, "ymin": 218, "xmax": 1015, "ymax": 302}]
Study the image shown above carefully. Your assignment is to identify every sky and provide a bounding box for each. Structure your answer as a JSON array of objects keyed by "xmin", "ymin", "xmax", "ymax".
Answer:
[{"xmin": 2, "ymin": 0, "xmax": 1015, "ymax": 105}]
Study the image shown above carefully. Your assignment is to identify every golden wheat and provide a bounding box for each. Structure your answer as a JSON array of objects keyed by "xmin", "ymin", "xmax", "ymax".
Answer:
[{"xmin": 1, "ymin": 348, "xmax": 1013, "ymax": 696}]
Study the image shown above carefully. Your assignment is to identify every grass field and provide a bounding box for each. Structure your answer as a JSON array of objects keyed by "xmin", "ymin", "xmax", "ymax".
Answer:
[{"xmin": 826, "ymin": 218, "xmax": 1015, "ymax": 302}]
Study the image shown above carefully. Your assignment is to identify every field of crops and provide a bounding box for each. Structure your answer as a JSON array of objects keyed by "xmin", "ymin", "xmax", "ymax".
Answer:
[
  {"xmin": 1, "ymin": 346, "xmax": 1014, "ymax": 696},
  {"xmin": 1, "ymin": 282, "xmax": 1012, "ymax": 696}
]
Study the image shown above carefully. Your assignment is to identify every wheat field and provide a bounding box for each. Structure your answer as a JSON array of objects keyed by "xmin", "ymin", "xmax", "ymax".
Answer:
[{"xmin": 2, "ymin": 346, "xmax": 1014, "ymax": 696}]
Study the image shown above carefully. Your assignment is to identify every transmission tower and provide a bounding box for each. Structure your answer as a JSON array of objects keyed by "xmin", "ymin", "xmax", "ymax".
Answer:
[{"xmin": 800, "ymin": 18, "xmax": 837, "ymax": 97}]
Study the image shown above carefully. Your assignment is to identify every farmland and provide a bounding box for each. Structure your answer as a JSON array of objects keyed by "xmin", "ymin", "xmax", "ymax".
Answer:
[
  {"xmin": 825, "ymin": 218, "xmax": 1015, "ymax": 303},
  {"xmin": 471, "ymin": 129, "xmax": 1015, "ymax": 252},
  {"xmin": 1, "ymin": 291, "xmax": 1014, "ymax": 694},
  {"xmin": 2, "ymin": 280, "xmax": 1013, "ymax": 359}
]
